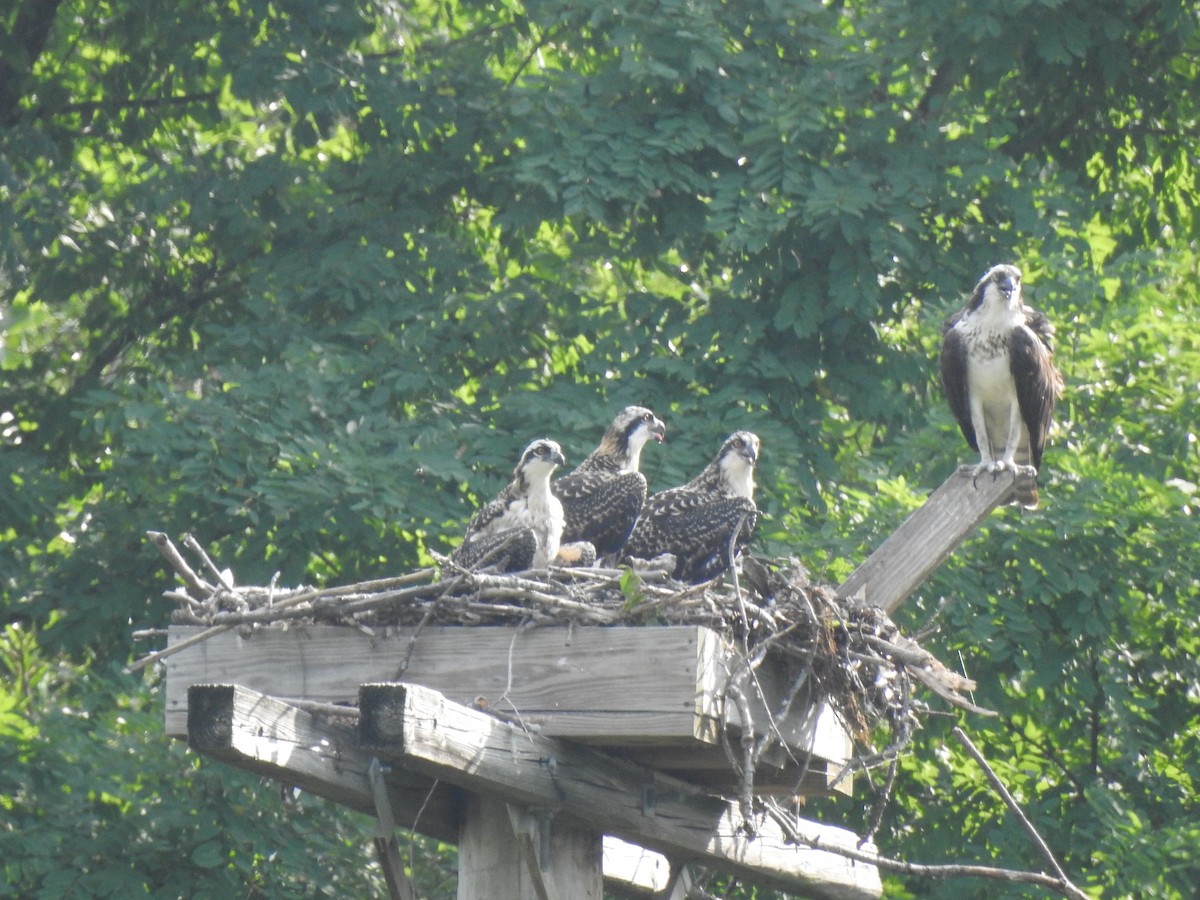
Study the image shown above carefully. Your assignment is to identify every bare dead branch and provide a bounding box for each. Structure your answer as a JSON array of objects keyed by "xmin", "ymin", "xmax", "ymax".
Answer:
[
  {"xmin": 146, "ymin": 531, "xmax": 213, "ymax": 599},
  {"xmin": 952, "ymin": 726, "xmax": 1087, "ymax": 899},
  {"xmin": 765, "ymin": 800, "xmax": 1091, "ymax": 899}
]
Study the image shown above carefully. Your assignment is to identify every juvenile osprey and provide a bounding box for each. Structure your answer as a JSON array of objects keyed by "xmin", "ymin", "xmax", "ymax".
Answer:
[
  {"xmin": 452, "ymin": 438, "xmax": 567, "ymax": 572},
  {"xmin": 625, "ymin": 431, "xmax": 760, "ymax": 583},
  {"xmin": 553, "ymin": 406, "xmax": 667, "ymax": 560},
  {"xmin": 940, "ymin": 264, "xmax": 1063, "ymax": 509}
]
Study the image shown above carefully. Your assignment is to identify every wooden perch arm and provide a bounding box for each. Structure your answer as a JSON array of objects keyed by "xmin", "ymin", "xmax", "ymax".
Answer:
[{"xmin": 838, "ymin": 467, "xmax": 1015, "ymax": 613}]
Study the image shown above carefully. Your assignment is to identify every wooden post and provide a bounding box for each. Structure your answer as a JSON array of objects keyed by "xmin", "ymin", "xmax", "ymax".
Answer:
[
  {"xmin": 457, "ymin": 794, "xmax": 602, "ymax": 900},
  {"xmin": 838, "ymin": 467, "xmax": 1015, "ymax": 612}
]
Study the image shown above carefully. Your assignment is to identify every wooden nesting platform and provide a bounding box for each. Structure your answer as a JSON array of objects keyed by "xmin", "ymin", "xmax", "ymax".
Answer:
[
  {"xmin": 165, "ymin": 622, "xmax": 852, "ymax": 797},
  {"xmin": 151, "ymin": 469, "xmax": 1016, "ymax": 899}
]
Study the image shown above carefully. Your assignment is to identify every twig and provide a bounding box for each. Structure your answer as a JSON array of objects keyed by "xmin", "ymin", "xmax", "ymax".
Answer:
[
  {"xmin": 951, "ymin": 726, "xmax": 1086, "ymax": 899},
  {"xmin": 146, "ymin": 531, "xmax": 213, "ymax": 599},
  {"xmin": 183, "ymin": 533, "xmax": 233, "ymax": 589},
  {"xmin": 278, "ymin": 698, "xmax": 361, "ymax": 719},
  {"xmin": 723, "ymin": 682, "xmax": 757, "ymax": 826},
  {"xmin": 765, "ymin": 801, "xmax": 1091, "ymax": 899},
  {"xmin": 127, "ymin": 621, "xmax": 231, "ymax": 673}
]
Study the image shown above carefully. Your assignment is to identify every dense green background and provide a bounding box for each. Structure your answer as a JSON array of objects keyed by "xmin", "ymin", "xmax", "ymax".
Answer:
[{"xmin": 2, "ymin": 0, "xmax": 1198, "ymax": 896}]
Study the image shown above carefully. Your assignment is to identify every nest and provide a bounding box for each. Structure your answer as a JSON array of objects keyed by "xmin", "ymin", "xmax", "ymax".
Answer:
[{"xmin": 138, "ymin": 531, "xmax": 989, "ymax": 816}]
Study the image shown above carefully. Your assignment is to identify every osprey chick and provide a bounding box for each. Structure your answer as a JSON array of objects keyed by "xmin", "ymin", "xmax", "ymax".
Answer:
[
  {"xmin": 625, "ymin": 431, "xmax": 760, "ymax": 583},
  {"xmin": 553, "ymin": 405, "xmax": 666, "ymax": 560},
  {"xmin": 453, "ymin": 438, "xmax": 567, "ymax": 572},
  {"xmin": 939, "ymin": 264, "xmax": 1063, "ymax": 509}
]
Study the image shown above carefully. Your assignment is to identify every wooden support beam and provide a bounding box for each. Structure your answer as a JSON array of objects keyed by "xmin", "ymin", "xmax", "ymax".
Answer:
[
  {"xmin": 359, "ymin": 682, "xmax": 882, "ymax": 900},
  {"xmin": 837, "ymin": 466, "xmax": 1015, "ymax": 613},
  {"xmin": 601, "ymin": 839, "xmax": 672, "ymax": 897},
  {"xmin": 166, "ymin": 624, "xmax": 852, "ymax": 797},
  {"xmin": 186, "ymin": 683, "xmax": 460, "ymax": 844},
  {"xmin": 185, "ymin": 684, "xmax": 723, "ymax": 898}
]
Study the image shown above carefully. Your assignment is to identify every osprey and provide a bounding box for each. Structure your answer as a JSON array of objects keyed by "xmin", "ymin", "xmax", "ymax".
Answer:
[
  {"xmin": 452, "ymin": 438, "xmax": 567, "ymax": 572},
  {"xmin": 939, "ymin": 264, "xmax": 1063, "ymax": 509},
  {"xmin": 553, "ymin": 406, "xmax": 667, "ymax": 560},
  {"xmin": 625, "ymin": 431, "xmax": 760, "ymax": 583}
]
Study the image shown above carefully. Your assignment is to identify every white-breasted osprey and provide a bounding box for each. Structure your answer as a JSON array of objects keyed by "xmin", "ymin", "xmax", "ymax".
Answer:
[
  {"xmin": 624, "ymin": 431, "xmax": 760, "ymax": 583},
  {"xmin": 552, "ymin": 406, "xmax": 667, "ymax": 560},
  {"xmin": 452, "ymin": 438, "xmax": 567, "ymax": 572},
  {"xmin": 939, "ymin": 264, "xmax": 1064, "ymax": 509}
]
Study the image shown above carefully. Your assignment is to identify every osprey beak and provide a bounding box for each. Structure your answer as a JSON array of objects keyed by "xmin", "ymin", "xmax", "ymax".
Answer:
[{"xmin": 552, "ymin": 449, "xmax": 566, "ymax": 467}]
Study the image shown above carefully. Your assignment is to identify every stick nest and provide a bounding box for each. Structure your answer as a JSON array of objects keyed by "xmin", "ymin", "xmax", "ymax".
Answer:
[{"xmin": 140, "ymin": 531, "xmax": 989, "ymax": 806}]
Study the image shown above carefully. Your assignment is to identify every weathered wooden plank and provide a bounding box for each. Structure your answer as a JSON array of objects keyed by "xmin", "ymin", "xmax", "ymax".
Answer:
[
  {"xmin": 166, "ymin": 625, "xmax": 852, "ymax": 791},
  {"xmin": 837, "ymin": 466, "xmax": 1015, "ymax": 613},
  {"xmin": 186, "ymin": 683, "xmax": 461, "ymax": 843},
  {"xmin": 359, "ymin": 682, "xmax": 882, "ymax": 900},
  {"xmin": 167, "ymin": 625, "xmax": 710, "ymax": 742}
]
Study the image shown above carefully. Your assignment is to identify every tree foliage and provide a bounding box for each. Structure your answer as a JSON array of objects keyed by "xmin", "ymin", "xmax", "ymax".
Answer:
[{"xmin": 2, "ymin": 0, "xmax": 1199, "ymax": 896}]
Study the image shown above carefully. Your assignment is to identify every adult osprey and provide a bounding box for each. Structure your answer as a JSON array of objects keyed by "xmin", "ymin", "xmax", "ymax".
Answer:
[
  {"xmin": 939, "ymin": 264, "xmax": 1063, "ymax": 509},
  {"xmin": 452, "ymin": 438, "xmax": 567, "ymax": 572},
  {"xmin": 624, "ymin": 431, "xmax": 760, "ymax": 583},
  {"xmin": 552, "ymin": 406, "xmax": 667, "ymax": 560}
]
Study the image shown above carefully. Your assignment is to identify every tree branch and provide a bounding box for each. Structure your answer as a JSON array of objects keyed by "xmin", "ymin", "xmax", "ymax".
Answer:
[
  {"xmin": 765, "ymin": 800, "xmax": 1089, "ymax": 899},
  {"xmin": 951, "ymin": 727, "xmax": 1088, "ymax": 900}
]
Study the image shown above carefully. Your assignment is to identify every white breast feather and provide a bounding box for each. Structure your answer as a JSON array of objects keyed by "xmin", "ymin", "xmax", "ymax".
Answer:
[
  {"xmin": 624, "ymin": 424, "xmax": 650, "ymax": 474},
  {"xmin": 957, "ymin": 305, "xmax": 1030, "ymax": 450},
  {"xmin": 720, "ymin": 454, "xmax": 756, "ymax": 500},
  {"xmin": 526, "ymin": 482, "xmax": 563, "ymax": 567}
]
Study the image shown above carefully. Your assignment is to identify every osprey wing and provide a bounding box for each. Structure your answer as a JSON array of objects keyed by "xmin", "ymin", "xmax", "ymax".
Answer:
[
  {"xmin": 939, "ymin": 322, "xmax": 977, "ymax": 452},
  {"xmin": 461, "ymin": 488, "xmax": 517, "ymax": 540},
  {"xmin": 554, "ymin": 469, "xmax": 647, "ymax": 556},
  {"xmin": 671, "ymin": 497, "xmax": 759, "ymax": 583},
  {"xmin": 453, "ymin": 527, "xmax": 538, "ymax": 572},
  {"xmin": 1010, "ymin": 323, "xmax": 1062, "ymax": 471},
  {"xmin": 626, "ymin": 488, "xmax": 757, "ymax": 583}
]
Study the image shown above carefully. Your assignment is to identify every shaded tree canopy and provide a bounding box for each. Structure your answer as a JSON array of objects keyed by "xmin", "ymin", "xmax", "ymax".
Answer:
[{"xmin": 2, "ymin": 0, "xmax": 1199, "ymax": 897}]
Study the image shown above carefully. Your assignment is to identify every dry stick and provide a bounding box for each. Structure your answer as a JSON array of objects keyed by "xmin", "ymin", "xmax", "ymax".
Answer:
[
  {"xmin": 406, "ymin": 777, "xmax": 443, "ymax": 892},
  {"xmin": 722, "ymin": 682, "xmax": 757, "ymax": 825},
  {"xmin": 861, "ymin": 755, "xmax": 900, "ymax": 847},
  {"xmin": 127, "ymin": 623, "xmax": 229, "ymax": 673},
  {"xmin": 147, "ymin": 531, "xmax": 213, "ymax": 598},
  {"xmin": 394, "ymin": 579, "xmax": 457, "ymax": 679},
  {"xmin": 951, "ymin": 726, "xmax": 1087, "ymax": 899},
  {"xmin": 183, "ymin": 533, "xmax": 234, "ymax": 588},
  {"xmin": 131, "ymin": 546, "xmax": 438, "ymax": 672},
  {"xmin": 860, "ymin": 671, "xmax": 912, "ymax": 846},
  {"xmin": 763, "ymin": 801, "xmax": 1090, "ymax": 898},
  {"xmin": 131, "ymin": 628, "xmax": 170, "ymax": 640},
  {"xmin": 279, "ymin": 698, "xmax": 361, "ymax": 719}
]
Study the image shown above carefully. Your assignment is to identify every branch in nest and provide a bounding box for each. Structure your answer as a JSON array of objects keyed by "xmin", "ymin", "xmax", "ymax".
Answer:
[{"xmin": 863, "ymin": 633, "xmax": 996, "ymax": 717}]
